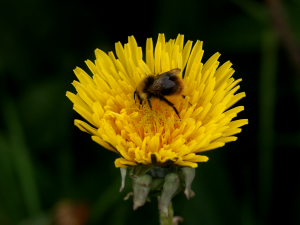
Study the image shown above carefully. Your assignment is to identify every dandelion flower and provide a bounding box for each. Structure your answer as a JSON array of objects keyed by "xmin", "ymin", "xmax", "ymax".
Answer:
[{"xmin": 66, "ymin": 34, "xmax": 248, "ymax": 169}]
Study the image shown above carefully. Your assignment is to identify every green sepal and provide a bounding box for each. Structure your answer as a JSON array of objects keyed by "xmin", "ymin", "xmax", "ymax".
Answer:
[
  {"xmin": 132, "ymin": 174, "xmax": 152, "ymax": 210},
  {"xmin": 128, "ymin": 165, "xmax": 153, "ymax": 178}
]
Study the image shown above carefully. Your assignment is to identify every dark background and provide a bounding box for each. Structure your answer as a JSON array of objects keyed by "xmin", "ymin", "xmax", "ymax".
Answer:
[{"xmin": 0, "ymin": 0, "xmax": 300, "ymax": 224}]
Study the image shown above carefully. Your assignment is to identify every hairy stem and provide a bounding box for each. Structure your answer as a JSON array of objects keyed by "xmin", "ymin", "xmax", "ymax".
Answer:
[{"xmin": 159, "ymin": 197, "xmax": 173, "ymax": 225}]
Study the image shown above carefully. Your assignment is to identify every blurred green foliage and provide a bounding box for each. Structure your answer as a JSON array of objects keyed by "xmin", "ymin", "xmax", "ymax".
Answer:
[{"xmin": 0, "ymin": 0, "xmax": 300, "ymax": 224}]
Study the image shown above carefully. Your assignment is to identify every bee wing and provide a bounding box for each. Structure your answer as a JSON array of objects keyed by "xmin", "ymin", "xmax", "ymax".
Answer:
[
  {"xmin": 148, "ymin": 76, "xmax": 176, "ymax": 92},
  {"xmin": 168, "ymin": 68, "xmax": 181, "ymax": 76},
  {"xmin": 155, "ymin": 68, "xmax": 181, "ymax": 79}
]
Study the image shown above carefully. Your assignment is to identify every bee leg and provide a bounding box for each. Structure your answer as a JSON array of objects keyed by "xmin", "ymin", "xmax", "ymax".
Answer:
[
  {"xmin": 133, "ymin": 91, "xmax": 137, "ymax": 103},
  {"xmin": 147, "ymin": 93, "xmax": 152, "ymax": 109},
  {"xmin": 182, "ymin": 95, "xmax": 192, "ymax": 106},
  {"xmin": 160, "ymin": 95, "xmax": 180, "ymax": 119},
  {"xmin": 134, "ymin": 90, "xmax": 142, "ymax": 107}
]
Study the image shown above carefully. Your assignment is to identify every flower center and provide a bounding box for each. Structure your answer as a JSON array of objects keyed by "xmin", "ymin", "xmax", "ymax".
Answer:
[{"xmin": 125, "ymin": 99, "xmax": 182, "ymax": 138}]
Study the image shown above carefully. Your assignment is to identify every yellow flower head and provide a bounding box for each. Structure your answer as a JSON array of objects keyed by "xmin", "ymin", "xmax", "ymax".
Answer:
[{"xmin": 66, "ymin": 34, "xmax": 248, "ymax": 169}]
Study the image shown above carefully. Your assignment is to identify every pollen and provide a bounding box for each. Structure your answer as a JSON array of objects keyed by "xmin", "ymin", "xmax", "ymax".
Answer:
[{"xmin": 66, "ymin": 34, "xmax": 248, "ymax": 169}]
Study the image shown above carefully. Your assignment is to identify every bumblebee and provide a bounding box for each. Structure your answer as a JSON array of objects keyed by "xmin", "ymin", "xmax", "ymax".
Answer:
[{"xmin": 134, "ymin": 68, "xmax": 187, "ymax": 118}]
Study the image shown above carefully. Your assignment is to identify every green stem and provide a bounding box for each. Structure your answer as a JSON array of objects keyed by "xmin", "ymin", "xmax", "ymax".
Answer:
[
  {"xmin": 3, "ymin": 98, "xmax": 41, "ymax": 216},
  {"xmin": 159, "ymin": 198, "xmax": 173, "ymax": 225},
  {"xmin": 258, "ymin": 28, "xmax": 278, "ymax": 220}
]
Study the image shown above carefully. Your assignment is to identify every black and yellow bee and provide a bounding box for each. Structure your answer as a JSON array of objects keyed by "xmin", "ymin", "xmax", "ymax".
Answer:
[{"xmin": 134, "ymin": 68, "xmax": 188, "ymax": 118}]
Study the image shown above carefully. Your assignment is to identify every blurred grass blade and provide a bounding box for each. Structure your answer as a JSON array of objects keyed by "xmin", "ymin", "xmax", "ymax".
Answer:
[
  {"xmin": 0, "ymin": 132, "xmax": 24, "ymax": 222},
  {"xmin": 90, "ymin": 178, "xmax": 130, "ymax": 224},
  {"xmin": 109, "ymin": 201, "xmax": 129, "ymax": 225},
  {"xmin": 57, "ymin": 144, "xmax": 73, "ymax": 194},
  {"xmin": 229, "ymin": 0, "xmax": 268, "ymax": 24},
  {"xmin": 258, "ymin": 28, "xmax": 278, "ymax": 219},
  {"xmin": 3, "ymin": 98, "xmax": 41, "ymax": 216}
]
